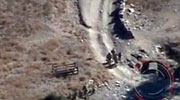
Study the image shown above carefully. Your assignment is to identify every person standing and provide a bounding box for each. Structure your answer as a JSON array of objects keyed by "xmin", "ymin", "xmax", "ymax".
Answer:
[
  {"xmin": 118, "ymin": 52, "xmax": 121, "ymax": 61},
  {"xmin": 106, "ymin": 52, "xmax": 112, "ymax": 65},
  {"xmin": 111, "ymin": 49, "xmax": 118, "ymax": 64}
]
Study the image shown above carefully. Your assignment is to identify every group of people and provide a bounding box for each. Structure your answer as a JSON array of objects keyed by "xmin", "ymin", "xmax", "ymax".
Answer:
[{"xmin": 106, "ymin": 49, "xmax": 121, "ymax": 67}]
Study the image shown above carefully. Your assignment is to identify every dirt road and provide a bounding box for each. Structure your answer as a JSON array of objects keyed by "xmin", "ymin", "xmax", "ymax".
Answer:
[
  {"xmin": 79, "ymin": 0, "xmax": 135, "ymax": 83},
  {"xmin": 79, "ymin": 0, "xmax": 114, "ymax": 63}
]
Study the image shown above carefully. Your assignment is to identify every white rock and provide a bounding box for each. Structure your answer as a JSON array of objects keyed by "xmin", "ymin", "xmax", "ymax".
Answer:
[
  {"xmin": 115, "ymin": 80, "xmax": 121, "ymax": 84},
  {"xmin": 132, "ymin": 27, "xmax": 137, "ymax": 30},
  {"xmin": 88, "ymin": 79, "xmax": 94, "ymax": 84},
  {"xmin": 104, "ymin": 82, "xmax": 108, "ymax": 86},
  {"xmin": 130, "ymin": 4, "xmax": 135, "ymax": 7},
  {"xmin": 155, "ymin": 44, "xmax": 162, "ymax": 53},
  {"xmin": 121, "ymin": 95, "xmax": 127, "ymax": 98},
  {"xmin": 124, "ymin": 85, "xmax": 131, "ymax": 91},
  {"xmin": 174, "ymin": 9, "xmax": 178, "ymax": 12},
  {"xmin": 80, "ymin": 39, "xmax": 84, "ymax": 42},
  {"xmin": 101, "ymin": 83, "xmax": 105, "ymax": 87},
  {"xmin": 124, "ymin": 20, "xmax": 129, "ymax": 24}
]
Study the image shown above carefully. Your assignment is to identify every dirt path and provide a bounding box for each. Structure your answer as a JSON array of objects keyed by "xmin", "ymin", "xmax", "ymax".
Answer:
[
  {"xmin": 79, "ymin": 0, "xmax": 114, "ymax": 62},
  {"xmin": 79, "ymin": 0, "xmax": 134, "ymax": 83},
  {"xmin": 88, "ymin": 29, "xmax": 105, "ymax": 62}
]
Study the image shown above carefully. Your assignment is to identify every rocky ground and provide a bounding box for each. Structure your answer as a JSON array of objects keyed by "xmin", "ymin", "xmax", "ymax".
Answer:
[
  {"xmin": 89, "ymin": 0, "xmax": 180, "ymax": 99},
  {"xmin": 0, "ymin": 0, "xmax": 112, "ymax": 100},
  {"xmin": 124, "ymin": 0, "xmax": 180, "ymax": 48},
  {"xmin": 0, "ymin": 0, "xmax": 180, "ymax": 100}
]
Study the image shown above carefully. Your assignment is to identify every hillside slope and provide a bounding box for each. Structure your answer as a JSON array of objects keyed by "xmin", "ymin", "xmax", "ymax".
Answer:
[{"xmin": 0, "ymin": 0, "xmax": 111, "ymax": 100}]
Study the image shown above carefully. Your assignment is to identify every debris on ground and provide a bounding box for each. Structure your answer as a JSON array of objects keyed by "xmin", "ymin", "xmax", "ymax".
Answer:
[
  {"xmin": 127, "ymin": 7, "xmax": 135, "ymax": 15},
  {"xmin": 51, "ymin": 62, "xmax": 78, "ymax": 77}
]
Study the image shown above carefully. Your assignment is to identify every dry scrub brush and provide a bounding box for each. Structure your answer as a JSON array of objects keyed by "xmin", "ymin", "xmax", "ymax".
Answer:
[{"xmin": 0, "ymin": 0, "xmax": 68, "ymax": 36}]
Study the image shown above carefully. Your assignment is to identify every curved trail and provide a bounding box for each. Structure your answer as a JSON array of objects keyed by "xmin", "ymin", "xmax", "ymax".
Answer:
[
  {"xmin": 79, "ymin": 0, "xmax": 134, "ymax": 84},
  {"xmin": 78, "ymin": 0, "xmax": 180, "ymax": 99}
]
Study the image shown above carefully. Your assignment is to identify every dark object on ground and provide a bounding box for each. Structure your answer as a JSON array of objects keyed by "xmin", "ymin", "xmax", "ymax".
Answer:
[
  {"xmin": 106, "ymin": 52, "xmax": 112, "ymax": 64},
  {"xmin": 109, "ymin": 2, "xmax": 134, "ymax": 40},
  {"xmin": 111, "ymin": 49, "xmax": 116, "ymax": 55},
  {"xmin": 164, "ymin": 42, "xmax": 180, "ymax": 63},
  {"xmin": 52, "ymin": 63, "xmax": 78, "ymax": 77},
  {"xmin": 79, "ymin": 85, "xmax": 95, "ymax": 100},
  {"xmin": 103, "ymin": 49, "xmax": 120, "ymax": 68},
  {"xmin": 118, "ymin": 52, "xmax": 121, "ymax": 61},
  {"xmin": 125, "ymin": 59, "xmax": 134, "ymax": 68},
  {"xmin": 126, "ymin": 61, "xmax": 175, "ymax": 100},
  {"xmin": 139, "ymin": 49, "xmax": 149, "ymax": 56},
  {"xmin": 105, "ymin": 64, "xmax": 117, "ymax": 69},
  {"xmin": 174, "ymin": 67, "xmax": 180, "ymax": 82},
  {"xmin": 139, "ymin": 49, "xmax": 146, "ymax": 53},
  {"xmin": 131, "ymin": 53, "xmax": 143, "ymax": 61},
  {"xmin": 67, "ymin": 90, "xmax": 79, "ymax": 100},
  {"xmin": 164, "ymin": 42, "xmax": 180, "ymax": 82},
  {"xmin": 127, "ymin": 62, "xmax": 134, "ymax": 68},
  {"xmin": 111, "ymin": 49, "xmax": 118, "ymax": 64},
  {"xmin": 41, "ymin": 94, "xmax": 68, "ymax": 100}
]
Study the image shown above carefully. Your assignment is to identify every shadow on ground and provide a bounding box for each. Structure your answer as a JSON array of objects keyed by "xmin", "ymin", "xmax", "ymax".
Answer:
[
  {"xmin": 109, "ymin": 0, "xmax": 134, "ymax": 40},
  {"xmin": 125, "ymin": 79, "xmax": 180, "ymax": 100}
]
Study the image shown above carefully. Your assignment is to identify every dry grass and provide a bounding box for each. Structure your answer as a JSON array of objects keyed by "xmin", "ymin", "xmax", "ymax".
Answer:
[{"xmin": 0, "ymin": 0, "xmax": 111, "ymax": 100}]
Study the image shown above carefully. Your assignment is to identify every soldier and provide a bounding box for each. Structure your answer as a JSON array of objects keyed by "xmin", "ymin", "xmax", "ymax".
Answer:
[
  {"xmin": 106, "ymin": 52, "xmax": 112, "ymax": 65},
  {"xmin": 118, "ymin": 52, "xmax": 121, "ymax": 61},
  {"xmin": 111, "ymin": 49, "xmax": 118, "ymax": 64}
]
